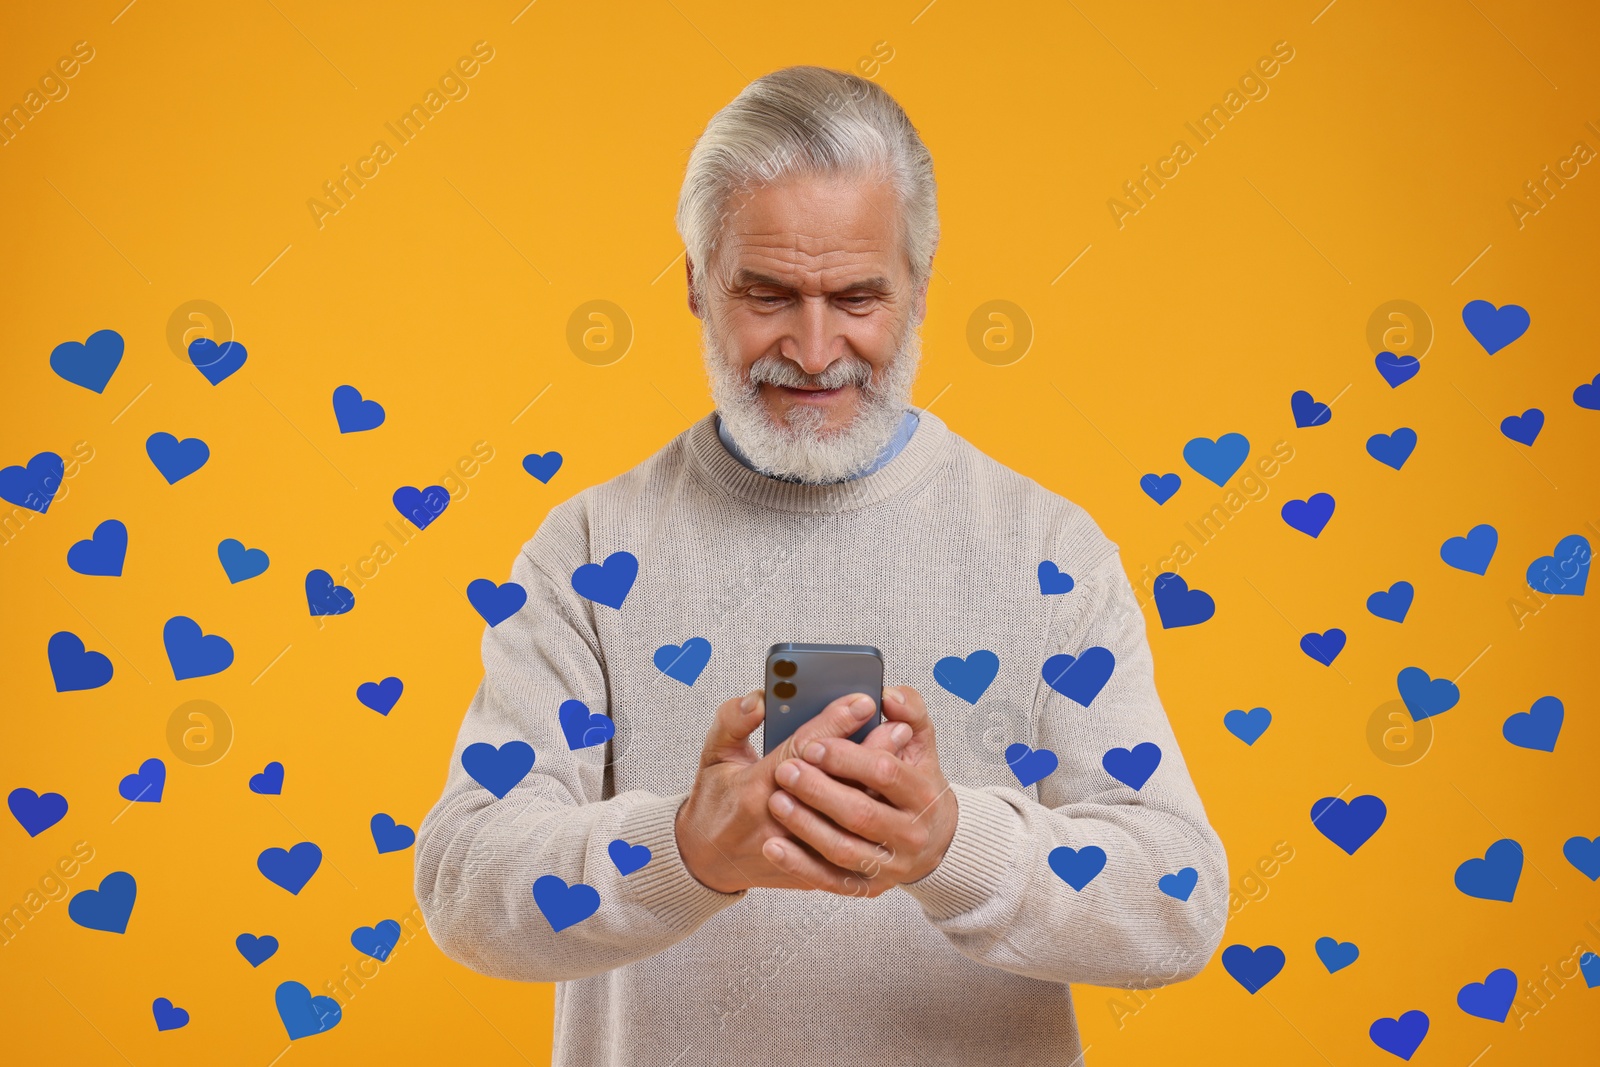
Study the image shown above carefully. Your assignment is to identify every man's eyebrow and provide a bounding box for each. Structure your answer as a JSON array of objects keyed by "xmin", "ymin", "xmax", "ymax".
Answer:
[{"xmin": 729, "ymin": 268, "xmax": 893, "ymax": 294}]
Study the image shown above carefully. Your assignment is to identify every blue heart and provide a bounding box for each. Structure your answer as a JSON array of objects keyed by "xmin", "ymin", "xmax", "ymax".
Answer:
[
  {"xmin": 1139, "ymin": 472, "xmax": 1181, "ymax": 505},
  {"xmin": 1047, "ymin": 845, "xmax": 1107, "ymax": 891},
  {"xmin": 187, "ymin": 337, "xmax": 248, "ymax": 384},
  {"xmin": 1374, "ymin": 351, "xmax": 1421, "ymax": 388},
  {"xmin": 1300, "ymin": 628, "xmax": 1346, "ymax": 666},
  {"xmin": 533, "ymin": 874, "xmax": 601, "ymax": 931},
  {"xmin": 1037, "ymin": 561, "xmax": 1074, "ymax": 595},
  {"xmin": 351, "ymin": 919, "xmax": 402, "ymax": 961},
  {"xmin": 249, "ymin": 761, "xmax": 285, "ymax": 795},
  {"xmin": 236, "ymin": 932, "xmax": 279, "ymax": 967},
  {"xmin": 1182, "ymin": 433, "xmax": 1250, "ymax": 487},
  {"xmin": 1441, "ymin": 523, "xmax": 1497, "ymax": 575},
  {"xmin": 47, "ymin": 631, "xmax": 113, "ymax": 692},
  {"xmin": 275, "ymin": 980, "xmax": 341, "ymax": 1040},
  {"xmin": 1525, "ymin": 533, "xmax": 1590, "ymax": 596},
  {"xmin": 1290, "ymin": 389, "xmax": 1332, "ymax": 428},
  {"xmin": 654, "ymin": 637, "xmax": 712, "ymax": 685},
  {"xmin": 357, "ymin": 677, "xmax": 404, "ymax": 715},
  {"xmin": 1366, "ymin": 428, "xmax": 1417, "ymax": 470},
  {"xmin": 1102, "ymin": 742, "xmax": 1161, "ymax": 790},
  {"xmin": 1366, "ymin": 581, "xmax": 1414, "ymax": 623},
  {"xmin": 1315, "ymin": 936, "xmax": 1359, "ymax": 974},
  {"xmin": 1583, "ymin": 953, "xmax": 1600, "ymax": 988},
  {"xmin": 1369, "ymin": 1010, "xmax": 1429, "ymax": 1059},
  {"xmin": 370, "ymin": 813, "xmax": 415, "ymax": 854},
  {"xmin": 163, "ymin": 616, "xmax": 233, "ymax": 680},
  {"xmin": 1223, "ymin": 707, "xmax": 1272, "ymax": 745},
  {"xmin": 1311, "ymin": 794, "xmax": 1387, "ymax": 855},
  {"xmin": 151, "ymin": 997, "xmax": 190, "ymax": 1031},
  {"xmin": 258, "ymin": 842, "xmax": 323, "ymax": 894},
  {"xmin": 1004, "ymin": 743, "xmax": 1058, "ymax": 787},
  {"xmin": 1563, "ymin": 835, "xmax": 1600, "ymax": 880},
  {"xmin": 0, "ymin": 451, "xmax": 65, "ymax": 513},
  {"xmin": 462, "ymin": 741, "xmax": 536, "ymax": 798},
  {"xmin": 67, "ymin": 519, "xmax": 127, "ymax": 577},
  {"xmin": 1158, "ymin": 867, "xmax": 1198, "ymax": 901},
  {"xmin": 8, "ymin": 787, "xmax": 68, "ymax": 837},
  {"xmin": 467, "ymin": 579, "xmax": 527, "ymax": 626},
  {"xmin": 217, "ymin": 538, "xmax": 270, "ymax": 583},
  {"xmin": 145, "ymin": 432, "xmax": 210, "ymax": 484},
  {"xmin": 332, "ymin": 385, "xmax": 385, "ymax": 433},
  {"xmin": 1462, "ymin": 299, "xmax": 1530, "ymax": 355},
  {"xmin": 393, "ymin": 485, "xmax": 450, "ymax": 530},
  {"xmin": 558, "ymin": 699, "xmax": 615, "ymax": 751},
  {"xmin": 68, "ymin": 871, "xmax": 137, "ymax": 933},
  {"xmin": 1457, "ymin": 968, "xmax": 1518, "ymax": 1022},
  {"xmin": 1153, "ymin": 572, "xmax": 1215, "ymax": 629},
  {"xmin": 305, "ymin": 569, "xmax": 355, "ymax": 616},
  {"xmin": 1454, "ymin": 838, "xmax": 1522, "ymax": 902},
  {"xmin": 1502, "ymin": 695, "xmax": 1562, "ymax": 752},
  {"xmin": 1499, "ymin": 407, "xmax": 1544, "ymax": 445},
  {"xmin": 1281, "ymin": 493, "xmax": 1336, "ymax": 538},
  {"xmin": 522, "ymin": 451, "xmax": 564, "ymax": 483},
  {"xmin": 1221, "ymin": 944, "xmax": 1284, "ymax": 993},
  {"xmin": 50, "ymin": 329, "xmax": 124, "ymax": 393},
  {"xmin": 608, "ymin": 839, "xmax": 652, "ymax": 876},
  {"xmin": 118, "ymin": 758, "xmax": 166, "ymax": 803},
  {"xmin": 1575, "ymin": 373, "xmax": 1600, "ymax": 410},
  {"xmin": 934, "ymin": 649, "xmax": 1000, "ymax": 704},
  {"xmin": 1398, "ymin": 666, "xmax": 1459, "ymax": 720},
  {"xmin": 571, "ymin": 550, "xmax": 639, "ymax": 609},
  {"xmin": 1041, "ymin": 647, "xmax": 1115, "ymax": 708}
]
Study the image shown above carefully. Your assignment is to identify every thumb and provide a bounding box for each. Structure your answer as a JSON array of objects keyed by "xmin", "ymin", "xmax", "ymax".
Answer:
[{"xmin": 700, "ymin": 689, "xmax": 765, "ymax": 768}]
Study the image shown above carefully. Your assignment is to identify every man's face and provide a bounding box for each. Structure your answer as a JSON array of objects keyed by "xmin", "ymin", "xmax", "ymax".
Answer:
[{"xmin": 691, "ymin": 172, "xmax": 927, "ymax": 483}]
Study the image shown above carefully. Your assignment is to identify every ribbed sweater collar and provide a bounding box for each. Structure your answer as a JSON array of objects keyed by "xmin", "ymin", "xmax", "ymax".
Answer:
[{"xmin": 685, "ymin": 406, "xmax": 952, "ymax": 514}]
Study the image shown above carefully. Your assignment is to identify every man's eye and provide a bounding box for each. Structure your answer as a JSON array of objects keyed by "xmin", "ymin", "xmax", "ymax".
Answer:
[
  {"xmin": 840, "ymin": 296, "xmax": 873, "ymax": 307},
  {"xmin": 753, "ymin": 294, "xmax": 787, "ymax": 305}
]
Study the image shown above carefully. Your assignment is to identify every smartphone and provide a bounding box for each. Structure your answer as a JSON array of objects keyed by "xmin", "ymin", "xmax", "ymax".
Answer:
[{"xmin": 762, "ymin": 643, "xmax": 883, "ymax": 757}]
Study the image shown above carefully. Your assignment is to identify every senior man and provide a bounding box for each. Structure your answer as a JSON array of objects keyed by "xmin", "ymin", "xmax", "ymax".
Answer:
[{"xmin": 416, "ymin": 65, "xmax": 1228, "ymax": 1066}]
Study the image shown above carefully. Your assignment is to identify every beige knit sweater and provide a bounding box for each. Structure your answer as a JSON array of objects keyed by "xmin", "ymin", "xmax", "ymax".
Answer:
[{"xmin": 415, "ymin": 406, "xmax": 1229, "ymax": 1066}]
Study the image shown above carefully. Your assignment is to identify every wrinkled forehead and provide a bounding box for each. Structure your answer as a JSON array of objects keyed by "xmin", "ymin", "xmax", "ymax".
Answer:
[{"xmin": 712, "ymin": 173, "xmax": 906, "ymax": 285}]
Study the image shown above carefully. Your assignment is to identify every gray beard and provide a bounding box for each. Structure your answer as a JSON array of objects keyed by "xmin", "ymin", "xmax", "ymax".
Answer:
[{"xmin": 700, "ymin": 316, "xmax": 922, "ymax": 484}]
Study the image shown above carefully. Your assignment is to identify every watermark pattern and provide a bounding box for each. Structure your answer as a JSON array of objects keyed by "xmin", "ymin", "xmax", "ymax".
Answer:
[
  {"xmin": 1, "ymin": 40, "xmax": 95, "ymax": 149},
  {"xmin": 0, "ymin": 840, "xmax": 96, "ymax": 948}
]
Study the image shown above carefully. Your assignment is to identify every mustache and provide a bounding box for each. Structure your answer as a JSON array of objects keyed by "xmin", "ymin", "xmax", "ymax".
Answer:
[{"xmin": 746, "ymin": 352, "xmax": 876, "ymax": 391}]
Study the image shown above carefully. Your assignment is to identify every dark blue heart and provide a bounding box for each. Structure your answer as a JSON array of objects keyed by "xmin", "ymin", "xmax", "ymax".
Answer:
[
  {"xmin": 1441, "ymin": 523, "xmax": 1497, "ymax": 574},
  {"xmin": 218, "ymin": 538, "xmax": 270, "ymax": 583},
  {"xmin": 0, "ymin": 451, "xmax": 65, "ymax": 513},
  {"xmin": 1139, "ymin": 472, "xmax": 1181, "ymax": 504},
  {"xmin": 1036, "ymin": 561, "xmax": 1074, "ymax": 595},
  {"xmin": 236, "ymin": 932, "xmax": 279, "ymax": 967},
  {"xmin": 1366, "ymin": 581, "xmax": 1414, "ymax": 623},
  {"xmin": 1221, "ymin": 944, "xmax": 1285, "ymax": 993},
  {"xmin": 1457, "ymin": 967, "xmax": 1517, "ymax": 1022},
  {"xmin": 1041, "ymin": 647, "xmax": 1115, "ymax": 708},
  {"xmin": 187, "ymin": 337, "xmax": 248, "ymax": 384},
  {"xmin": 275, "ymin": 980, "xmax": 341, "ymax": 1040},
  {"xmin": 1502, "ymin": 695, "xmax": 1562, "ymax": 752},
  {"xmin": 654, "ymin": 637, "xmax": 712, "ymax": 685},
  {"xmin": 8, "ymin": 787, "xmax": 68, "ymax": 837},
  {"xmin": 462, "ymin": 741, "xmax": 536, "ymax": 798},
  {"xmin": 1462, "ymin": 299, "xmax": 1529, "ymax": 354},
  {"xmin": 50, "ymin": 329, "xmax": 124, "ymax": 393},
  {"xmin": 393, "ymin": 485, "xmax": 450, "ymax": 530},
  {"xmin": 1004, "ymin": 743, "xmax": 1058, "ymax": 787},
  {"xmin": 1562, "ymin": 835, "xmax": 1600, "ymax": 880},
  {"xmin": 1454, "ymin": 838, "xmax": 1522, "ymax": 902},
  {"xmin": 249, "ymin": 761, "xmax": 285, "ymax": 795},
  {"xmin": 118, "ymin": 758, "xmax": 165, "ymax": 803},
  {"xmin": 467, "ymin": 579, "xmax": 527, "ymax": 626},
  {"xmin": 47, "ymin": 631, "xmax": 113, "ymax": 692},
  {"xmin": 1575, "ymin": 373, "xmax": 1600, "ymax": 410},
  {"xmin": 1290, "ymin": 389, "xmax": 1332, "ymax": 428},
  {"xmin": 1366, "ymin": 428, "xmax": 1417, "ymax": 470},
  {"xmin": 351, "ymin": 919, "xmax": 402, "ymax": 961},
  {"xmin": 68, "ymin": 871, "xmax": 137, "ymax": 933},
  {"xmin": 1047, "ymin": 845, "xmax": 1107, "ymax": 891},
  {"xmin": 1182, "ymin": 433, "xmax": 1250, "ymax": 486},
  {"xmin": 1102, "ymin": 742, "xmax": 1161, "ymax": 790},
  {"xmin": 145, "ymin": 433, "xmax": 210, "ymax": 484},
  {"xmin": 558, "ymin": 699, "xmax": 615, "ymax": 751},
  {"xmin": 533, "ymin": 874, "xmax": 601, "ymax": 931},
  {"xmin": 1223, "ymin": 707, "xmax": 1271, "ymax": 745},
  {"xmin": 332, "ymin": 385, "xmax": 385, "ymax": 433},
  {"xmin": 163, "ymin": 615, "xmax": 233, "ymax": 680},
  {"xmin": 67, "ymin": 519, "xmax": 127, "ymax": 576},
  {"xmin": 1311, "ymin": 794, "xmax": 1386, "ymax": 855},
  {"xmin": 258, "ymin": 842, "xmax": 322, "ymax": 894},
  {"xmin": 357, "ymin": 676, "xmax": 404, "ymax": 715},
  {"xmin": 151, "ymin": 997, "xmax": 190, "ymax": 1031},
  {"xmin": 1300, "ymin": 628, "xmax": 1346, "ymax": 666},
  {"xmin": 1315, "ymin": 936, "xmax": 1359, "ymax": 973},
  {"xmin": 1525, "ymin": 533, "xmax": 1590, "ymax": 596},
  {"xmin": 1374, "ymin": 351, "xmax": 1420, "ymax": 388},
  {"xmin": 1499, "ymin": 407, "xmax": 1544, "ymax": 445},
  {"xmin": 370, "ymin": 813, "xmax": 414, "ymax": 854},
  {"xmin": 1158, "ymin": 867, "xmax": 1198, "ymax": 901},
  {"xmin": 1281, "ymin": 493, "xmax": 1336, "ymax": 538},
  {"xmin": 1153, "ymin": 572, "xmax": 1215, "ymax": 629},
  {"xmin": 571, "ymin": 550, "xmax": 639, "ymax": 609},
  {"xmin": 1398, "ymin": 666, "xmax": 1459, "ymax": 720},
  {"xmin": 934, "ymin": 649, "xmax": 1000, "ymax": 704},
  {"xmin": 608, "ymin": 839, "xmax": 652, "ymax": 876},
  {"xmin": 1369, "ymin": 1010, "xmax": 1428, "ymax": 1059},
  {"xmin": 305, "ymin": 569, "xmax": 355, "ymax": 616},
  {"xmin": 522, "ymin": 451, "xmax": 564, "ymax": 483}
]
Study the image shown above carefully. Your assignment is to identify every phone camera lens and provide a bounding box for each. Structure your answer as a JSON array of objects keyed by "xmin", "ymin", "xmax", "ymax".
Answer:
[
  {"xmin": 773, "ymin": 681, "xmax": 796, "ymax": 699},
  {"xmin": 773, "ymin": 659, "xmax": 797, "ymax": 678}
]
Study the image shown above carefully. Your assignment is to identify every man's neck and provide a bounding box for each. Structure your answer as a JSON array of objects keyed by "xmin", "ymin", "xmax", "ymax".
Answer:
[{"xmin": 714, "ymin": 408, "xmax": 921, "ymax": 484}]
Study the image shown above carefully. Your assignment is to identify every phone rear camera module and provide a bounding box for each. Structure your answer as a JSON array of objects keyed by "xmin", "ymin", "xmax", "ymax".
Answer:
[
  {"xmin": 773, "ymin": 681, "xmax": 796, "ymax": 699},
  {"xmin": 773, "ymin": 659, "xmax": 797, "ymax": 678}
]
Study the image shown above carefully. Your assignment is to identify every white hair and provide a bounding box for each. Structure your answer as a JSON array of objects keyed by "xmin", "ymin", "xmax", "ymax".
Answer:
[{"xmin": 675, "ymin": 65, "xmax": 939, "ymax": 305}]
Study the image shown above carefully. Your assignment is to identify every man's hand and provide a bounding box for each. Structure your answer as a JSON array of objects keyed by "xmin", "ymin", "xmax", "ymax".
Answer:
[
  {"xmin": 676, "ymin": 688, "xmax": 910, "ymax": 895},
  {"xmin": 762, "ymin": 685, "xmax": 959, "ymax": 896}
]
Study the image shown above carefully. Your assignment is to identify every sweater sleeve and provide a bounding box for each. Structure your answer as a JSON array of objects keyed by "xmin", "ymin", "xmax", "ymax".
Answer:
[
  {"xmin": 899, "ymin": 544, "xmax": 1230, "ymax": 988},
  {"xmin": 414, "ymin": 529, "xmax": 747, "ymax": 983}
]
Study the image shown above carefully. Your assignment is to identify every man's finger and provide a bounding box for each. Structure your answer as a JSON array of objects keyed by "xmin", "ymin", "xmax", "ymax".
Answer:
[
  {"xmin": 700, "ymin": 689, "xmax": 766, "ymax": 768},
  {"xmin": 881, "ymin": 685, "xmax": 936, "ymax": 763},
  {"xmin": 767, "ymin": 692, "xmax": 879, "ymax": 769}
]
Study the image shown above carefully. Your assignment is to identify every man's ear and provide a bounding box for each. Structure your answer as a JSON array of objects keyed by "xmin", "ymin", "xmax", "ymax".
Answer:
[{"xmin": 686, "ymin": 256, "xmax": 703, "ymax": 320}]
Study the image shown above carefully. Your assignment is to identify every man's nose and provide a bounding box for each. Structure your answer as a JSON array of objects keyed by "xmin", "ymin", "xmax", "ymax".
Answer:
[{"xmin": 787, "ymin": 295, "xmax": 840, "ymax": 375}]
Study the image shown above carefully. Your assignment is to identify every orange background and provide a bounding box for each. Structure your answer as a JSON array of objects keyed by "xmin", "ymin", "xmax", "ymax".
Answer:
[{"xmin": 2, "ymin": 0, "xmax": 1597, "ymax": 1063}]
